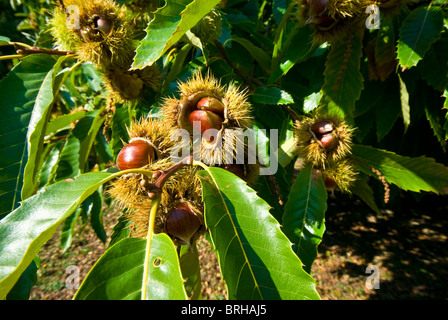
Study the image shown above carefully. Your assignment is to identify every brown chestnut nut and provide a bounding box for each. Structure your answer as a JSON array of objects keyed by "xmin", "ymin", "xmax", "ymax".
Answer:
[
  {"xmin": 116, "ymin": 138, "xmax": 155, "ymax": 171},
  {"xmin": 196, "ymin": 97, "xmax": 225, "ymax": 116},
  {"xmin": 311, "ymin": 121, "xmax": 338, "ymax": 151},
  {"xmin": 319, "ymin": 132, "xmax": 338, "ymax": 150},
  {"xmin": 189, "ymin": 109, "xmax": 223, "ymax": 142},
  {"xmin": 311, "ymin": 121, "xmax": 334, "ymax": 136},
  {"xmin": 166, "ymin": 203, "xmax": 202, "ymax": 245},
  {"xmin": 324, "ymin": 175, "xmax": 337, "ymax": 193},
  {"xmin": 94, "ymin": 16, "xmax": 113, "ymax": 35},
  {"xmin": 308, "ymin": 0, "xmax": 327, "ymax": 18},
  {"xmin": 306, "ymin": 0, "xmax": 334, "ymax": 27}
]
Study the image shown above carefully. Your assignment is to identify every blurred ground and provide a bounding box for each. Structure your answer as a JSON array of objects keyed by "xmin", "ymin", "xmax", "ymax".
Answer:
[
  {"xmin": 29, "ymin": 192, "xmax": 448, "ymax": 300},
  {"xmin": 312, "ymin": 193, "xmax": 448, "ymax": 300}
]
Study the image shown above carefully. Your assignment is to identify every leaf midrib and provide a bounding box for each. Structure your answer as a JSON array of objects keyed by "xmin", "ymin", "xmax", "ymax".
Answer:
[
  {"xmin": 296, "ymin": 169, "xmax": 311, "ymax": 255},
  {"xmin": 202, "ymin": 170, "xmax": 263, "ymax": 299}
]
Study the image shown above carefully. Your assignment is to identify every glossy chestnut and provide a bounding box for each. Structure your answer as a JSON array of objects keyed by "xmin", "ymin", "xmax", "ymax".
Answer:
[
  {"xmin": 116, "ymin": 139, "xmax": 155, "ymax": 170},
  {"xmin": 196, "ymin": 97, "xmax": 225, "ymax": 116},
  {"xmin": 166, "ymin": 203, "xmax": 202, "ymax": 245}
]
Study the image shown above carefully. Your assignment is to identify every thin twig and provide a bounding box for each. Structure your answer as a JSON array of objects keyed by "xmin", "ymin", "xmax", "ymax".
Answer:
[
  {"xmin": 14, "ymin": 43, "xmax": 73, "ymax": 56},
  {"xmin": 146, "ymin": 155, "xmax": 194, "ymax": 199}
]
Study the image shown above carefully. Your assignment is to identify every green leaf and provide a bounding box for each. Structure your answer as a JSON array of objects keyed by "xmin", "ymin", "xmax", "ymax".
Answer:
[
  {"xmin": 224, "ymin": 37, "xmax": 271, "ymax": 73},
  {"xmin": 94, "ymin": 130, "xmax": 114, "ymax": 168},
  {"xmin": 74, "ymin": 236, "xmax": 187, "ymax": 300},
  {"xmin": 37, "ymin": 142, "xmax": 61, "ymax": 190},
  {"xmin": 422, "ymin": 84, "xmax": 447, "ymax": 150},
  {"xmin": 278, "ymin": 135, "xmax": 299, "ymax": 169},
  {"xmin": 89, "ymin": 189, "xmax": 107, "ymax": 244},
  {"xmin": 163, "ymin": 43, "xmax": 193, "ymax": 92},
  {"xmin": 351, "ymin": 144, "xmax": 448, "ymax": 194},
  {"xmin": 282, "ymin": 165, "xmax": 327, "ymax": 273},
  {"xmin": 132, "ymin": 0, "xmax": 221, "ymax": 69},
  {"xmin": 0, "ymin": 55, "xmax": 58, "ymax": 218},
  {"xmin": 371, "ymin": 15, "xmax": 396, "ymax": 82},
  {"xmin": 375, "ymin": 80, "xmax": 401, "ymax": 142},
  {"xmin": 272, "ymin": 0, "xmax": 287, "ymax": 25},
  {"xmin": 53, "ymin": 109, "xmax": 105, "ymax": 182},
  {"xmin": 6, "ymin": 261, "xmax": 37, "ymax": 300},
  {"xmin": 108, "ymin": 213, "xmax": 131, "ymax": 248},
  {"xmin": 397, "ymin": 5, "xmax": 444, "ymax": 70},
  {"xmin": 255, "ymin": 164, "xmax": 291, "ymax": 223},
  {"xmin": 60, "ymin": 189, "xmax": 105, "ymax": 251},
  {"xmin": 419, "ymin": 32, "xmax": 448, "ymax": 91},
  {"xmin": 179, "ymin": 244, "xmax": 202, "ymax": 300},
  {"xmin": 21, "ymin": 55, "xmax": 71, "ymax": 200},
  {"xmin": 53, "ymin": 116, "xmax": 91, "ymax": 182},
  {"xmin": 269, "ymin": 25, "xmax": 316, "ymax": 84},
  {"xmin": 60, "ymin": 205, "xmax": 83, "ymax": 252},
  {"xmin": 303, "ymin": 91, "xmax": 322, "ymax": 113},
  {"xmin": 45, "ymin": 110, "xmax": 87, "ymax": 137},
  {"xmin": 0, "ymin": 171, "xmax": 119, "ymax": 299},
  {"xmin": 398, "ymin": 74, "xmax": 411, "ymax": 133},
  {"xmin": 197, "ymin": 167, "xmax": 320, "ymax": 300},
  {"xmin": 351, "ymin": 176, "xmax": 381, "ymax": 214},
  {"xmin": 251, "ymin": 86, "xmax": 294, "ymax": 105},
  {"xmin": 109, "ymin": 105, "xmax": 130, "ymax": 161},
  {"xmin": 0, "ymin": 36, "xmax": 11, "ymax": 45},
  {"xmin": 320, "ymin": 31, "xmax": 364, "ymax": 121}
]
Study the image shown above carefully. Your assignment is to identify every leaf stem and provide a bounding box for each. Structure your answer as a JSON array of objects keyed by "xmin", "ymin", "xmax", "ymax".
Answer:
[
  {"xmin": 146, "ymin": 155, "xmax": 193, "ymax": 198},
  {"xmin": 141, "ymin": 194, "xmax": 161, "ymax": 300},
  {"xmin": 13, "ymin": 43, "xmax": 74, "ymax": 56},
  {"xmin": 0, "ymin": 54, "xmax": 23, "ymax": 61}
]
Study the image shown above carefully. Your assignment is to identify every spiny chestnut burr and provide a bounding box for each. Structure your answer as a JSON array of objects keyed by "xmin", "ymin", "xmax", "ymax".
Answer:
[
  {"xmin": 196, "ymin": 97, "xmax": 225, "ymax": 116},
  {"xmin": 189, "ymin": 109, "xmax": 223, "ymax": 142},
  {"xmin": 116, "ymin": 138, "xmax": 155, "ymax": 171},
  {"xmin": 166, "ymin": 203, "xmax": 202, "ymax": 245}
]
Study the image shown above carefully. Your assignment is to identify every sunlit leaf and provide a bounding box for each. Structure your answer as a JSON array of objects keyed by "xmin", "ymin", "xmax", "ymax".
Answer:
[
  {"xmin": 132, "ymin": 0, "xmax": 221, "ymax": 69},
  {"xmin": 197, "ymin": 167, "xmax": 320, "ymax": 300},
  {"xmin": 282, "ymin": 165, "xmax": 327, "ymax": 273},
  {"xmin": 397, "ymin": 5, "xmax": 444, "ymax": 70},
  {"xmin": 74, "ymin": 235, "xmax": 187, "ymax": 300}
]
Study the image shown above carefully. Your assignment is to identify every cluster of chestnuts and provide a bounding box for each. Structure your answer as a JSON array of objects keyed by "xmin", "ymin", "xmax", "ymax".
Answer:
[
  {"xmin": 295, "ymin": 112, "xmax": 356, "ymax": 194},
  {"xmin": 299, "ymin": 0, "xmax": 411, "ymax": 44},
  {"xmin": 51, "ymin": 0, "xmax": 161, "ymax": 104},
  {"xmin": 108, "ymin": 71, "xmax": 259, "ymax": 246},
  {"xmin": 189, "ymin": 97, "xmax": 225, "ymax": 142}
]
